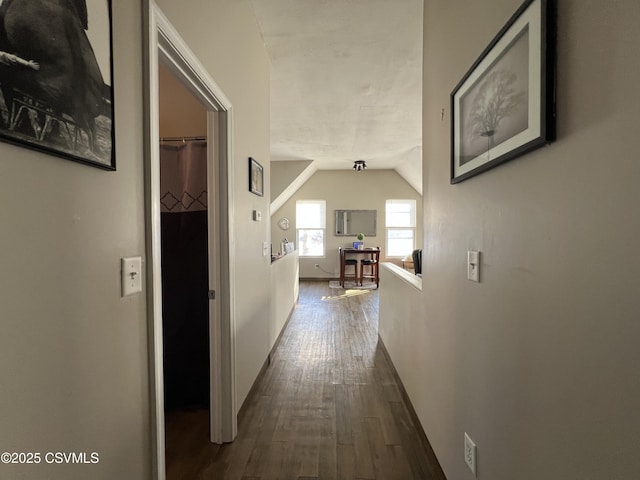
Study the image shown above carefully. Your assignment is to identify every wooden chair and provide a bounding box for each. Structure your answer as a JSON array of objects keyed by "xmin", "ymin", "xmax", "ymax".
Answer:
[
  {"xmin": 360, "ymin": 248, "xmax": 380, "ymax": 287},
  {"xmin": 339, "ymin": 247, "xmax": 358, "ymax": 286}
]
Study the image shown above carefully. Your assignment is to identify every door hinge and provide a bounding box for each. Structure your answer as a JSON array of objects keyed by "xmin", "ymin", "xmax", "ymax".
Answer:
[{"xmin": 208, "ymin": 290, "xmax": 216, "ymax": 300}]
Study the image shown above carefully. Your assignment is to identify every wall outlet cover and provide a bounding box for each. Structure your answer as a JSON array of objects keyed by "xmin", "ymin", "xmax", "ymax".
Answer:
[{"xmin": 464, "ymin": 432, "xmax": 477, "ymax": 476}]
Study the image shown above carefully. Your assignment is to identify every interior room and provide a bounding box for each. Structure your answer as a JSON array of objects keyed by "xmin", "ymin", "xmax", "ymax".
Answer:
[{"xmin": 0, "ymin": 1, "xmax": 638, "ymax": 480}]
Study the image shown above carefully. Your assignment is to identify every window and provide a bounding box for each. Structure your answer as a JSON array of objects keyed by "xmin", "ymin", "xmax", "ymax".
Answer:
[
  {"xmin": 296, "ymin": 200, "xmax": 326, "ymax": 257},
  {"xmin": 386, "ymin": 199, "xmax": 416, "ymax": 257}
]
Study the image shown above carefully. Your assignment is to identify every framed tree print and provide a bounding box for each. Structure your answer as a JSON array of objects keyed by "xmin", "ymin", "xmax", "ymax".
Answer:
[{"xmin": 451, "ymin": 0, "xmax": 556, "ymax": 184}]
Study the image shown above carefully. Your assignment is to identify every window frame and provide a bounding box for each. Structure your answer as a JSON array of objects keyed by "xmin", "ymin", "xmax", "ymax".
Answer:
[{"xmin": 385, "ymin": 199, "xmax": 417, "ymax": 258}]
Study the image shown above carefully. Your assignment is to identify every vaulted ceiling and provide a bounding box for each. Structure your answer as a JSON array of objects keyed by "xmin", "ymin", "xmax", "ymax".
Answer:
[{"xmin": 248, "ymin": 0, "xmax": 423, "ymax": 193}]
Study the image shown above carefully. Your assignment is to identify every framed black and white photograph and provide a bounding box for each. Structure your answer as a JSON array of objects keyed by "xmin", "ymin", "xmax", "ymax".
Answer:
[
  {"xmin": 0, "ymin": 0, "xmax": 115, "ymax": 170},
  {"xmin": 249, "ymin": 157, "xmax": 264, "ymax": 196},
  {"xmin": 450, "ymin": 0, "xmax": 555, "ymax": 184}
]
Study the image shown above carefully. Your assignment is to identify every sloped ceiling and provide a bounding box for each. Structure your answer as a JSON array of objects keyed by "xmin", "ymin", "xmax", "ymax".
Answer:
[{"xmin": 249, "ymin": 0, "xmax": 423, "ymax": 193}]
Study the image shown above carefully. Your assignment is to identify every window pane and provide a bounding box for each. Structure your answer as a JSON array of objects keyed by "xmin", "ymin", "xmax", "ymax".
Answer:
[
  {"xmin": 296, "ymin": 201, "xmax": 326, "ymax": 228},
  {"xmin": 387, "ymin": 229, "xmax": 414, "ymax": 257},
  {"xmin": 386, "ymin": 199, "xmax": 416, "ymax": 227},
  {"xmin": 298, "ymin": 229, "xmax": 325, "ymax": 256},
  {"xmin": 388, "ymin": 211, "xmax": 412, "ymax": 227},
  {"xmin": 388, "ymin": 229, "xmax": 414, "ymax": 240},
  {"xmin": 388, "ymin": 239, "xmax": 414, "ymax": 257}
]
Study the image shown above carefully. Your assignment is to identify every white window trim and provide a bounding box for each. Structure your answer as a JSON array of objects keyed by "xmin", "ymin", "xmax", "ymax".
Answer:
[{"xmin": 385, "ymin": 199, "xmax": 417, "ymax": 258}]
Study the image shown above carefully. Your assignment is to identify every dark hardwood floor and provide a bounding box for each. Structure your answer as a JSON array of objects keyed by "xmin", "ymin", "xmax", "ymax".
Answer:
[{"xmin": 165, "ymin": 280, "xmax": 445, "ymax": 480}]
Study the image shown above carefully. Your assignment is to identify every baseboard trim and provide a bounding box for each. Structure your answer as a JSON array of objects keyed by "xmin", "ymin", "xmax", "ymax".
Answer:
[{"xmin": 377, "ymin": 336, "xmax": 448, "ymax": 480}]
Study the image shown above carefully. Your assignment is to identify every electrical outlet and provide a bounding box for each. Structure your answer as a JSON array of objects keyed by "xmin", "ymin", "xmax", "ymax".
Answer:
[
  {"xmin": 464, "ymin": 432, "xmax": 477, "ymax": 476},
  {"xmin": 314, "ymin": 264, "xmax": 320, "ymax": 269}
]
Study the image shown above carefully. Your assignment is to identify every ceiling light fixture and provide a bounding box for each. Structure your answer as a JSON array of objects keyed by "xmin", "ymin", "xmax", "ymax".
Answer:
[{"xmin": 352, "ymin": 160, "xmax": 367, "ymax": 172}]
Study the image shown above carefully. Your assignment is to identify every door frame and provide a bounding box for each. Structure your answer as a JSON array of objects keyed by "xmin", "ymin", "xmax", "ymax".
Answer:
[{"xmin": 143, "ymin": 3, "xmax": 238, "ymax": 478}]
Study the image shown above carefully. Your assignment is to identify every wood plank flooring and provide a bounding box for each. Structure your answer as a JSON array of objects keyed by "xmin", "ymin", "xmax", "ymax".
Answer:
[{"xmin": 165, "ymin": 281, "xmax": 445, "ymax": 480}]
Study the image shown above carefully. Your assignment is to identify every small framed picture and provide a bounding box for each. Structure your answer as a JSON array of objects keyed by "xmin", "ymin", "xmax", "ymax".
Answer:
[
  {"xmin": 450, "ymin": 0, "xmax": 556, "ymax": 184},
  {"xmin": 249, "ymin": 157, "xmax": 264, "ymax": 196}
]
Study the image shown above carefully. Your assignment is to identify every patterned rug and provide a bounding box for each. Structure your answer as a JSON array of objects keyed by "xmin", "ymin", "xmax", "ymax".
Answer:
[{"xmin": 328, "ymin": 280, "xmax": 377, "ymax": 290}]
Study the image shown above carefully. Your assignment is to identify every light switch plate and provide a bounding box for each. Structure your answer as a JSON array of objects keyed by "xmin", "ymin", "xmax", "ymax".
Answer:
[
  {"xmin": 253, "ymin": 210, "xmax": 262, "ymax": 221},
  {"xmin": 262, "ymin": 241, "xmax": 269, "ymax": 257},
  {"xmin": 122, "ymin": 256, "xmax": 143, "ymax": 297},
  {"xmin": 467, "ymin": 251, "xmax": 480, "ymax": 282}
]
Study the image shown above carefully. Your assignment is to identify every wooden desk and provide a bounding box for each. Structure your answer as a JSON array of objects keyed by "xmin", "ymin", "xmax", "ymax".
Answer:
[{"xmin": 339, "ymin": 247, "xmax": 380, "ymax": 287}]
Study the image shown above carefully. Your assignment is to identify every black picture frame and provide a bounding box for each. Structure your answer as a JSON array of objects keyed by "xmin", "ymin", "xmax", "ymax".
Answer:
[
  {"xmin": 249, "ymin": 157, "xmax": 264, "ymax": 196},
  {"xmin": 0, "ymin": 0, "xmax": 115, "ymax": 170},
  {"xmin": 450, "ymin": 0, "xmax": 555, "ymax": 184}
]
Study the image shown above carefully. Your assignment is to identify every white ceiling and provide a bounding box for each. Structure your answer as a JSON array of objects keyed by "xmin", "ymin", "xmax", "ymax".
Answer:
[{"xmin": 248, "ymin": 0, "xmax": 423, "ymax": 183}]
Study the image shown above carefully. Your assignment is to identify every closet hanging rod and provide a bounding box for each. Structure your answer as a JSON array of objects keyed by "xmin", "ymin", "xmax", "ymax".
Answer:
[{"xmin": 160, "ymin": 136, "xmax": 206, "ymax": 142}]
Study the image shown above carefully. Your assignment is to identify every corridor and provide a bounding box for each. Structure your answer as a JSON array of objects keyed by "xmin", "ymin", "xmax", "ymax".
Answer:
[{"xmin": 166, "ymin": 281, "xmax": 445, "ymax": 479}]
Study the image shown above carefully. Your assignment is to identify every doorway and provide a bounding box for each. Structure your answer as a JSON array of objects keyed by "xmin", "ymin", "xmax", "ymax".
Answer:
[
  {"xmin": 158, "ymin": 62, "xmax": 211, "ymax": 471},
  {"xmin": 145, "ymin": 3, "xmax": 238, "ymax": 479}
]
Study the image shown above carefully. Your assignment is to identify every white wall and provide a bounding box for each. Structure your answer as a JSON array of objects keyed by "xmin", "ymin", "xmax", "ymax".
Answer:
[
  {"xmin": 270, "ymin": 251, "xmax": 299, "ymax": 350},
  {"xmin": 0, "ymin": 3, "xmax": 149, "ymax": 479},
  {"xmin": 158, "ymin": 62, "xmax": 207, "ymax": 137},
  {"xmin": 396, "ymin": 1, "xmax": 640, "ymax": 479},
  {"xmin": 378, "ymin": 266, "xmax": 423, "ymax": 392},
  {"xmin": 0, "ymin": 2, "xmax": 272, "ymax": 478},
  {"xmin": 271, "ymin": 160, "xmax": 313, "ymax": 199},
  {"xmin": 271, "ymin": 169, "xmax": 422, "ymax": 278},
  {"xmin": 154, "ymin": 0, "xmax": 272, "ymax": 411}
]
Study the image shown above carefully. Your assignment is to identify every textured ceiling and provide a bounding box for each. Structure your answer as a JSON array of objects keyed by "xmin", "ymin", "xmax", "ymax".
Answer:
[{"xmin": 249, "ymin": 0, "xmax": 423, "ymax": 178}]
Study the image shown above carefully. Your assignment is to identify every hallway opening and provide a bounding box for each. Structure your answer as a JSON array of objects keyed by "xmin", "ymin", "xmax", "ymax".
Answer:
[{"xmin": 166, "ymin": 281, "xmax": 445, "ymax": 479}]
